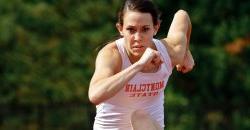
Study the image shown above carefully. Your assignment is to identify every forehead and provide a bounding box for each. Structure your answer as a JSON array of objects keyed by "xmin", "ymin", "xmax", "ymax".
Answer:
[{"xmin": 123, "ymin": 11, "xmax": 153, "ymax": 27}]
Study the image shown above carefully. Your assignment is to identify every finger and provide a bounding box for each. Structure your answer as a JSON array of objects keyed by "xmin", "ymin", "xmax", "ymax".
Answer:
[
  {"xmin": 181, "ymin": 67, "xmax": 189, "ymax": 73},
  {"xmin": 156, "ymin": 51, "xmax": 164, "ymax": 61},
  {"xmin": 182, "ymin": 65, "xmax": 193, "ymax": 73},
  {"xmin": 152, "ymin": 55, "xmax": 162, "ymax": 65},
  {"xmin": 139, "ymin": 48, "xmax": 155, "ymax": 65},
  {"xmin": 176, "ymin": 64, "xmax": 182, "ymax": 71}
]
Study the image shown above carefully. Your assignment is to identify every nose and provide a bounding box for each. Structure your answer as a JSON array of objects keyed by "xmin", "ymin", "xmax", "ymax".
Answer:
[{"xmin": 134, "ymin": 32, "xmax": 142, "ymax": 41}]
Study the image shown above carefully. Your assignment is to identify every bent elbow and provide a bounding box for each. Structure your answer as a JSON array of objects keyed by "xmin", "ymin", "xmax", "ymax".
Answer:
[
  {"xmin": 88, "ymin": 89, "xmax": 101, "ymax": 105},
  {"xmin": 88, "ymin": 93, "xmax": 101, "ymax": 105},
  {"xmin": 175, "ymin": 9, "xmax": 191, "ymax": 27},
  {"xmin": 173, "ymin": 45, "xmax": 186, "ymax": 65},
  {"xmin": 176, "ymin": 9, "xmax": 188, "ymax": 17}
]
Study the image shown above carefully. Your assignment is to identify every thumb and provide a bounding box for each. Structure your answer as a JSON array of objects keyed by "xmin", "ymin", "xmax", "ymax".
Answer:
[{"xmin": 176, "ymin": 64, "xmax": 182, "ymax": 71}]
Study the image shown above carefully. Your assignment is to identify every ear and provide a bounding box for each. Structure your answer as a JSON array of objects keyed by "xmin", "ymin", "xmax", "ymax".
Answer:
[
  {"xmin": 116, "ymin": 23, "xmax": 123, "ymax": 36},
  {"xmin": 153, "ymin": 20, "xmax": 161, "ymax": 36}
]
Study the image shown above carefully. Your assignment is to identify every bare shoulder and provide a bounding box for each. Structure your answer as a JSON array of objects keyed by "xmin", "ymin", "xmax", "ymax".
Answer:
[
  {"xmin": 95, "ymin": 41, "xmax": 122, "ymax": 74},
  {"xmin": 90, "ymin": 41, "xmax": 122, "ymax": 86},
  {"xmin": 98, "ymin": 41, "xmax": 121, "ymax": 64}
]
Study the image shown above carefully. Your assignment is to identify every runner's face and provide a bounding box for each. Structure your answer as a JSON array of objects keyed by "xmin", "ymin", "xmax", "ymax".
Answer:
[{"xmin": 118, "ymin": 11, "xmax": 158, "ymax": 59}]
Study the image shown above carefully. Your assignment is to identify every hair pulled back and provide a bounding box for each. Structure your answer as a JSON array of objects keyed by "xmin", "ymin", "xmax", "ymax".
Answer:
[{"xmin": 117, "ymin": 0, "xmax": 161, "ymax": 26}]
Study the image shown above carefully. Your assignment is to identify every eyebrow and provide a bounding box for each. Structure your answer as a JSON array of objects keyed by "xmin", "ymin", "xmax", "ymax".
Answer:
[{"xmin": 126, "ymin": 25, "xmax": 151, "ymax": 27}]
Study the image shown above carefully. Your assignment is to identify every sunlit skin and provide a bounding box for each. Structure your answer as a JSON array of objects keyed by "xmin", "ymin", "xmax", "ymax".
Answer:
[
  {"xmin": 117, "ymin": 11, "xmax": 160, "ymax": 64},
  {"xmin": 89, "ymin": 9, "xmax": 194, "ymax": 106},
  {"xmin": 89, "ymin": 7, "xmax": 194, "ymax": 129}
]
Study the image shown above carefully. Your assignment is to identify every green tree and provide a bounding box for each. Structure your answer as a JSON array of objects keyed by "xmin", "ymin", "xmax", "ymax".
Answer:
[{"xmin": 0, "ymin": 0, "xmax": 249, "ymax": 130}]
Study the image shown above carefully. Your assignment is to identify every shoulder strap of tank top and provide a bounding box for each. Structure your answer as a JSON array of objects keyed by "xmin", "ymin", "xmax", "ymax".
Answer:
[
  {"xmin": 115, "ymin": 38, "xmax": 131, "ymax": 69},
  {"xmin": 153, "ymin": 39, "xmax": 173, "ymax": 72}
]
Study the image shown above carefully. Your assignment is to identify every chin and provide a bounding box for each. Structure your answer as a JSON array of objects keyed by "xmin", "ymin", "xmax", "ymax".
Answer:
[{"xmin": 132, "ymin": 51, "xmax": 143, "ymax": 57}]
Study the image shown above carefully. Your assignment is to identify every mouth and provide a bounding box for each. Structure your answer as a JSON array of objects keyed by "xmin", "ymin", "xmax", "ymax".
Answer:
[
  {"xmin": 133, "ymin": 45, "xmax": 144, "ymax": 49},
  {"xmin": 132, "ymin": 45, "xmax": 144, "ymax": 51}
]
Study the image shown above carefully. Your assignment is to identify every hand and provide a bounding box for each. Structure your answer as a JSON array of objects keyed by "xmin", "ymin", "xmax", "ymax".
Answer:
[
  {"xmin": 138, "ymin": 48, "xmax": 163, "ymax": 72},
  {"xmin": 176, "ymin": 50, "xmax": 194, "ymax": 73}
]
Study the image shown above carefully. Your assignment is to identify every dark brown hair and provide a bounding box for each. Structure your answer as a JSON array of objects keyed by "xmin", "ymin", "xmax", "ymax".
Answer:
[{"xmin": 117, "ymin": 0, "xmax": 161, "ymax": 26}]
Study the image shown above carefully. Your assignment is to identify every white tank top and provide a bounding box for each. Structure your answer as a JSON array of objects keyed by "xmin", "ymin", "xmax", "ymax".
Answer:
[{"xmin": 93, "ymin": 38, "xmax": 173, "ymax": 130}]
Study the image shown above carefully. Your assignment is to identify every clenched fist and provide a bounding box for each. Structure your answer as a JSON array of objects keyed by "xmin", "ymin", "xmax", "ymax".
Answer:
[
  {"xmin": 138, "ymin": 48, "xmax": 163, "ymax": 73},
  {"xmin": 176, "ymin": 50, "xmax": 194, "ymax": 73}
]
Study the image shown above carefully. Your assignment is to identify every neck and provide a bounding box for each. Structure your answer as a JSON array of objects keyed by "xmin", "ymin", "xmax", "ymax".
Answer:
[{"xmin": 126, "ymin": 49, "xmax": 141, "ymax": 64}]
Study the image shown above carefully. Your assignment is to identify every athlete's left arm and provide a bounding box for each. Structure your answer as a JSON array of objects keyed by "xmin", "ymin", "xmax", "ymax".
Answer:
[{"xmin": 161, "ymin": 9, "xmax": 194, "ymax": 73}]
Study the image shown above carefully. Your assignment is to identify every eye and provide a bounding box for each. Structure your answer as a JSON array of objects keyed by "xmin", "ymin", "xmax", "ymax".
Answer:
[
  {"xmin": 142, "ymin": 27, "xmax": 150, "ymax": 33},
  {"xmin": 126, "ymin": 27, "xmax": 136, "ymax": 34}
]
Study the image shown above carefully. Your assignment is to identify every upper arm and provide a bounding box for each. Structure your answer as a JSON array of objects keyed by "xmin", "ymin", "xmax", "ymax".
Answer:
[
  {"xmin": 90, "ymin": 44, "xmax": 121, "ymax": 87},
  {"xmin": 162, "ymin": 10, "xmax": 192, "ymax": 66}
]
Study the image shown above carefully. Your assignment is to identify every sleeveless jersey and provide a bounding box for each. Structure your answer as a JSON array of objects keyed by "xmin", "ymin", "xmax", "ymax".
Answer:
[{"xmin": 93, "ymin": 38, "xmax": 173, "ymax": 130}]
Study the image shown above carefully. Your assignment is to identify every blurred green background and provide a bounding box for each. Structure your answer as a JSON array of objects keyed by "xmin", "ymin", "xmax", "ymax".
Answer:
[{"xmin": 0, "ymin": 0, "xmax": 249, "ymax": 130}]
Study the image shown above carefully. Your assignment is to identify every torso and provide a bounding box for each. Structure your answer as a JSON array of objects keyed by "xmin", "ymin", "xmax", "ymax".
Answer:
[
  {"xmin": 93, "ymin": 38, "xmax": 173, "ymax": 130},
  {"xmin": 104, "ymin": 39, "xmax": 162, "ymax": 74}
]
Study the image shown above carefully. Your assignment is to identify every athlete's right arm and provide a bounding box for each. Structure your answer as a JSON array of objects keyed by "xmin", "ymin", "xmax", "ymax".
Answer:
[{"xmin": 88, "ymin": 43, "xmax": 144, "ymax": 105}]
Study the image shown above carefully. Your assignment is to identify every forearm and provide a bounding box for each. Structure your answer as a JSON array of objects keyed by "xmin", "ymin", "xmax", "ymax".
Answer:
[
  {"xmin": 183, "ymin": 13, "xmax": 192, "ymax": 63},
  {"xmin": 176, "ymin": 49, "xmax": 194, "ymax": 73},
  {"xmin": 89, "ymin": 62, "xmax": 143, "ymax": 105},
  {"xmin": 180, "ymin": 18, "xmax": 192, "ymax": 65},
  {"xmin": 185, "ymin": 12, "xmax": 191, "ymax": 50}
]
